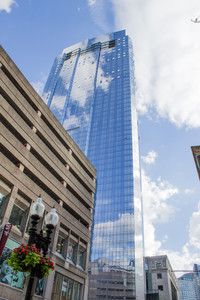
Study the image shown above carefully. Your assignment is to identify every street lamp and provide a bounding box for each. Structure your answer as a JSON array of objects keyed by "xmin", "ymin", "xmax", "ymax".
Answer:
[
  {"xmin": 24, "ymin": 195, "xmax": 59, "ymax": 300},
  {"xmin": 28, "ymin": 196, "xmax": 59, "ymax": 256}
]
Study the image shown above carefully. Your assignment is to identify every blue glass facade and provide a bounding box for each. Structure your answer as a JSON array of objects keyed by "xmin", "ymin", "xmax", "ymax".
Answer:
[
  {"xmin": 178, "ymin": 273, "xmax": 197, "ymax": 300},
  {"xmin": 193, "ymin": 264, "xmax": 200, "ymax": 299},
  {"xmin": 42, "ymin": 30, "xmax": 144, "ymax": 299},
  {"xmin": 178, "ymin": 265, "xmax": 200, "ymax": 300}
]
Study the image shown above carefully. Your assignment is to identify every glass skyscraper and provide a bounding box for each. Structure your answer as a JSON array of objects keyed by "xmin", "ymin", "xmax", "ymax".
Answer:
[{"xmin": 42, "ymin": 30, "xmax": 145, "ymax": 299}]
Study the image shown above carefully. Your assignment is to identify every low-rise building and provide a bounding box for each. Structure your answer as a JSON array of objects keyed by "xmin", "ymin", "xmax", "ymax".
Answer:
[
  {"xmin": 145, "ymin": 255, "xmax": 178, "ymax": 300},
  {"xmin": 0, "ymin": 46, "xmax": 96, "ymax": 300}
]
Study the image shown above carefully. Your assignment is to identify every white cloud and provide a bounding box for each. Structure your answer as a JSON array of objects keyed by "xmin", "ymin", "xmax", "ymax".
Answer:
[
  {"xmin": 116, "ymin": 0, "xmax": 200, "ymax": 128},
  {"xmin": 142, "ymin": 170, "xmax": 178, "ymax": 256},
  {"xmin": 31, "ymin": 73, "xmax": 47, "ymax": 97},
  {"xmin": 88, "ymin": 0, "xmax": 96, "ymax": 6},
  {"xmin": 0, "ymin": 0, "xmax": 16, "ymax": 12},
  {"xmin": 31, "ymin": 81, "xmax": 45, "ymax": 97},
  {"xmin": 141, "ymin": 150, "xmax": 158, "ymax": 165},
  {"xmin": 184, "ymin": 188, "xmax": 194, "ymax": 194},
  {"xmin": 188, "ymin": 201, "xmax": 200, "ymax": 249},
  {"xmin": 142, "ymin": 169, "xmax": 200, "ymax": 271},
  {"xmin": 87, "ymin": 0, "xmax": 111, "ymax": 32},
  {"xmin": 89, "ymin": 0, "xmax": 200, "ymax": 128},
  {"xmin": 142, "ymin": 170, "xmax": 178, "ymax": 225},
  {"xmin": 162, "ymin": 234, "xmax": 168, "ymax": 243}
]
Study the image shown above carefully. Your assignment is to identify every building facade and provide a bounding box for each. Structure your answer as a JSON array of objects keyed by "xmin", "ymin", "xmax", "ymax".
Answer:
[
  {"xmin": 193, "ymin": 264, "xmax": 200, "ymax": 299},
  {"xmin": 0, "ymin": 46, "xmax": 96, "ymax": 300},
  {"xmin": 178, "ymin": 264, "xmax": 200, "ymax": 300},
  {"xmin": 145, "ymin": 255, "xmax": 178, "ymax": 300},
  {"xmin": 178, "ymin": 273, "xmax": 196, "ymax": 300},
  {"xmin": 42, "ymin": 30, "xmax": 145, "ymax": 299}
]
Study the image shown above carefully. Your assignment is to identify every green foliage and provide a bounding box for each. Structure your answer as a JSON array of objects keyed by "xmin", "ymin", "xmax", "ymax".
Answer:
[
  {"xmin": 35, "ymin": 257, "xmax": 55, "ymax": 278},
  {"xmin": 7, "ymin": 244, "xmax": 55, "ymax": 278}
]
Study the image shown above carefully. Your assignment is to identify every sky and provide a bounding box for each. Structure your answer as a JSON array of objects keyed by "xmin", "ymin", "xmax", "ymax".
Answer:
[{"xmin": 1, "ymin": 0, "xmax": 200, "ymax": 276}]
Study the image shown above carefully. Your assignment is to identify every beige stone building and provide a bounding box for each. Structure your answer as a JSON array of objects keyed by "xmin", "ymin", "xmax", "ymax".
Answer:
[
  {"xmin": 145, "ymin": 255, "xmax": 178, "ymax": 300},
  {"xmin": 0, "ymin": 46, "xmax": 96, "ymax": 300}
]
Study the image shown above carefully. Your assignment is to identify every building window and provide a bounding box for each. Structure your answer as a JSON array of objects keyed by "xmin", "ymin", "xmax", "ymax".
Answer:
[
  {"xmin": 163, "ymin": 260, "xmax": 166, "ymax": 267},
  {"xmin": 56, "ymin": 235, "xmax": 65, "ymax": 256},
  {"xmin": 156, "ymin": 262, "xmax": 162, "ymax": 269},
  {"xmin": 0, "ymin": 178, "xmax": 12, "ymax": 223},
  {"xmin": 158, "ymin": 285, "xmax": 163, "ymax": 291},
  {"xmin": 77, "ymin": 250, "xmax": 84, "ymax": 268},
  {"xmin": 109, "ymin": 40, "xmax": 116, "ymax": 48},
  {"xmin": 157, "ymin": 273, "xmax": 162, "ymax": 279},
  {"xmin": 67, "ymin": 243, "xmax": 75, "ymax": 262},
  {"xmin": 0, "ymin": 193, "xmax": 5, "ymax": 214},
  {"xmin": 9, "ymin": 204, "xmax": 25, "ymax": 232}
]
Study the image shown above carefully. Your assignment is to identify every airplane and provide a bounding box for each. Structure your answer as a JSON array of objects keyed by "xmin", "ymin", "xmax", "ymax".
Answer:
[{"xmin": 191, "ymin": 17, "xmax": 200, "ymax": 23}]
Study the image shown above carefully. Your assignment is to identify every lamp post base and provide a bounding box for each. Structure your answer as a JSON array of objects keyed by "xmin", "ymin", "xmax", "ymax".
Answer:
[{"xmin": 22, "ymin": 270, "xmax": 38, "ymax": 300}]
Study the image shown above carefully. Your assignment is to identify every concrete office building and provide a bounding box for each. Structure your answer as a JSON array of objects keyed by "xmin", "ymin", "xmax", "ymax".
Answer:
[
  {"xmin": 0, "ymin": 46, "xmax": 96, "ymax": 300},
  {"xmin": 42, "ymin": 29, "xmax": 145, "ymax": 299},
  {"xmin": 145, "ymin": 255, "xmax": 178, "ymax": 300}
]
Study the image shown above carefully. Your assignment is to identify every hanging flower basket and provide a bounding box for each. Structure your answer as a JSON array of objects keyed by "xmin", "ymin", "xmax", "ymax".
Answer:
[
  {"xmin": 7, "ymin": 244, "xmax": 55, "ymax": 278},
  {"xmin": 33, "ymin": 257, "xmax": 55, "ymax": 278},
  {"xmin": 8, "ymin": 244, "xmax": 41, "ymax": 273}
]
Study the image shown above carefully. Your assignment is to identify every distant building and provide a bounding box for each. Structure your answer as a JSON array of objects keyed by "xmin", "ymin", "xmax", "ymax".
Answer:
[
  {"xmin": 191, "ymin": 146, "xmax": 200, "ymax": 180},
  {"xmin": 145, "ymin": 255, "xmax": 178, "ymax": 300},
  {"xmin": 178, "ymin": 273, "xmax": 196, "ymax": 299},
  {"xmin": 193, "ymin": 264, "xmax": 200, "ymax": 299},
  {"xmin": 0, "ymin": 46, "xmax": 96, "ymax": 300},
  {"xmin": 88, "ymin": 257, "xmax": 139, "ymax": 299},
  {"xmin": 178, "ymin": 264, "xmax": 200, "ymax": 300}
]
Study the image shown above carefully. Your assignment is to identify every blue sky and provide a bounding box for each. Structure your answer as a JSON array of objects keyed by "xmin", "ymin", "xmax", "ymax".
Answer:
[{"xmin": 1, "ymin": 0, "xmax": 200, "ymax": 275}]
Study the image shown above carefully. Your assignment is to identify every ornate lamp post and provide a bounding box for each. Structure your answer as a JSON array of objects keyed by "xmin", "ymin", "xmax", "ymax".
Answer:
[{"xmin": 24, "ymin": 195, "xmax": 59, "ymax": 300}]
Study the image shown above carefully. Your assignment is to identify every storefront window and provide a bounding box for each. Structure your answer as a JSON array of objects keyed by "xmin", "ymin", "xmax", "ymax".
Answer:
[
  {"xmin": 51, "ymin": 272, "xmax": 82, "ymax": 300},
  {"xmin": 73, "ymin": 282, "xmax": 82, "ymax": 299},
  {"xmin": 35, "ymin": 278, "xmax": 46, "ymax": 296},
  {"xmin": 52, "ymin": 273, "xmax": 62, "ymax": 300},
  {"xmin": 0, "ymin": 239, "xmax": 27, "ymax": 289},
  {"xmin": 67, "ymin": 279, "xmax": 73, "ymax": 299}
]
